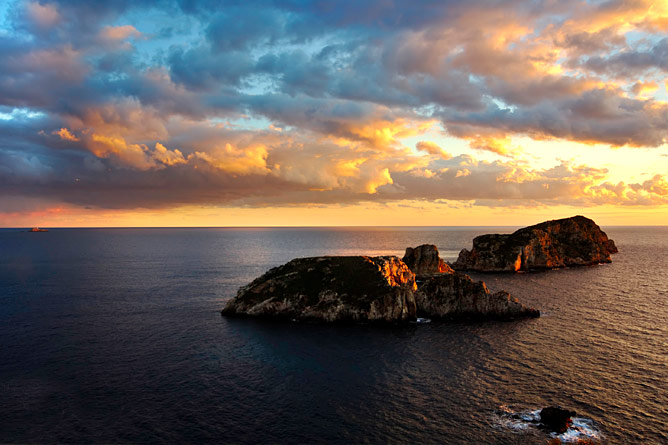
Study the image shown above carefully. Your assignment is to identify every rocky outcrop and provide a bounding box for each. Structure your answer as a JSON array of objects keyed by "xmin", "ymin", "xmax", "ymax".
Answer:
[
  {"xmin": 452, "ymin": 215, "xmax": 618, "ymax": 272},
  {"xmin": 222, "ymin": 247, "xmax": 540, "ymax": 323},
  {"xmin": 540, "ymin": 406, "xmax": 576, "ymax": 433},
  {"xmin": 402, "ymin": 244, "xmax": 454, "ymax": 276},
  {"xmin": 221, "ymin": 256, "xmax": 418, "ymax": 323},
  {"xmin": 415, "ymin": 274, "xmax": 540, "ymax": 319}
]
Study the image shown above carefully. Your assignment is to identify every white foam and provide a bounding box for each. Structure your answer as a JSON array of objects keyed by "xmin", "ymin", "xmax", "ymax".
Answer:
[
  {"xmin": 553, "ymin": 417, "xmax": 603, "ymax": 443},
  {"xmin": 494, "ymin": 406, "xmax": 603, "ymax": 443},
  {"xmin": 493, "ymin": 406, "xmax": 541, "ymax": 433}
]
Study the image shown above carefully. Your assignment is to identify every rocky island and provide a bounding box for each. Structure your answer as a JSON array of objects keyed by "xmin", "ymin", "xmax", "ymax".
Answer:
[
  {"xmin": 452, "ymin": 215, "xmax": 618, "ymax": 273},
  {"xmin": 221, "ymin": 244, "xmax": 539, "ymax": 323}
]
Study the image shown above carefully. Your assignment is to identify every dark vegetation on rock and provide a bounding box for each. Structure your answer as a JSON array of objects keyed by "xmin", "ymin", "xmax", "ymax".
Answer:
[
  {"xmin": 222, "ymin": 244, "xmax": 539, "ymax": 323},
  {"xmin": 452, "ymin": 215, "xmax": 618, "ymax": 272},
  {"xmin": 221, "ymin": 256, "xmax": 417, "ymax": 323}
]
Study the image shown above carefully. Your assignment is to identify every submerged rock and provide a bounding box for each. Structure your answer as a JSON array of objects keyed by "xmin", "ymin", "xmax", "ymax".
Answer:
[
  {"xmin": 223, "ymin": 247, "xmax": 540, "ymax": 323},
  {"xmin": 540, "ymin": 406, "xmax": 576, "ymax": 433},
  {"xmin": 221, "ymin": 256, "xmax": 418, "ymax": 323},
  {"xmin": 402, "ymin": 244, "xmax": 454, "ymax": 276},
  {"xmin": 452, "ymin": 215, "xmax": 618, "ymax": 272}
]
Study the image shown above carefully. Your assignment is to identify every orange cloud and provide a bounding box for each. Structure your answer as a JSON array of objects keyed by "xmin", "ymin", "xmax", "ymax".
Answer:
[
  {"xmin": 152, "ymin": 142, "xmax": 186, "ymax": 166},
  {"xmin": 53, "ymin": 127, "xmax": 79, "ymax": 142},
  {"xmin": 467, "ymin": 135, "xmax": 517, "ymax": 157},
  {"xmin": 328, "ymin": 118, "xmax": 436, "ymax": 150},
  {"xmin": 87, "ymin": 134, "xmax": 156, "ymax": 170},
  {"xmin": 631, "ymin": 81, "xmax": 659, "ymax": 98},
  {"xmin": 191, "ymin": 143, "xmax": 269, "ymax": 175},
  {"xmin": 416, "ymin": 141, "xmax": 452, "ymax": 159},
  {"xmin": 99, "ymin": 25, "xmax": 142, "ymax": 42}
]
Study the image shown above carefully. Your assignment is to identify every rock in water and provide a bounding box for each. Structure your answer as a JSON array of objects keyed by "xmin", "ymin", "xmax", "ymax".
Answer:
[
  {"xmin": 400, "ymin": 244, "xmax": 539, "ymax": 319},
  {"xmin": 402, "ymin": 244, "xmax": 454, "ymax": 276},
  {"xmin": 222, "ymin": 248, "xmax": 540, "ymax": 323},
  {"xmin": 452, "ymin": 215, "xmax": 618, "ymax": 272},
  {"xmin": 540, "ymin": 406, "xmax": 576, "ymax": 433},
  {"xmin": 415, "ymin": 274, "xmax": 540, "ymax": 319},
  {"xmin": 221, "ymin": 256, "xmax": 418, "ymax": 323}
]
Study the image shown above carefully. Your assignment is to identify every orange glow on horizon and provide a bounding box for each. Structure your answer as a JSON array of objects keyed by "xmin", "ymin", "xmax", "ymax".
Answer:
[{"xmin": 3, "ymin": 202, "xmax": 668, "ymax": 228}]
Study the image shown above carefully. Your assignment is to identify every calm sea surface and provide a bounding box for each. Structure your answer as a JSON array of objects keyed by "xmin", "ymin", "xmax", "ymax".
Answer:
[{"xmin": 1, "ymin": 227, "xmax": 666, "ymax": 444}]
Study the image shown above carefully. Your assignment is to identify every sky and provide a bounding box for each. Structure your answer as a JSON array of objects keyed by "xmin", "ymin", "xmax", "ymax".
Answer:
[{"xmin": 1, "ymin": 0, "xmax": 667, "ymax": 227}]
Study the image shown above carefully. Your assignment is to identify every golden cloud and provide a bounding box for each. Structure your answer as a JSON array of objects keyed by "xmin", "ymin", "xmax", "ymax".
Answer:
[{"xmin": 53, "ymin": 127, "xmax": 79, "ymax": 142}]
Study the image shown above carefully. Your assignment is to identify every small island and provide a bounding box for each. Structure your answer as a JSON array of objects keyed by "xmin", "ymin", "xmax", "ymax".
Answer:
[
  {"xmin": 221, "ymin": 244, "xmax": 539, "ymax": 323},
  {"xmin": 452, "ymin": 215, "xmax": 618, "ymax": 272}
]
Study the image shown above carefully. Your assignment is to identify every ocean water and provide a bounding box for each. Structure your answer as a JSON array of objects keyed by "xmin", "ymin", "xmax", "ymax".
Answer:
[{"xmin": 1, "ymin": 227, "xmax": 666, "ymax": 444}]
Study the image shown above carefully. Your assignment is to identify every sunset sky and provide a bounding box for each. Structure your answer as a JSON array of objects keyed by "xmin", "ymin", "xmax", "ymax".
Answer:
[{"xmin": 1, "ymin": 0, "xmax": 667, "ymax": 227}]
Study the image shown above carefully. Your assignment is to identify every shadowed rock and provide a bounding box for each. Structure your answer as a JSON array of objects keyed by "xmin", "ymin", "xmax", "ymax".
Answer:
[
  {"xmin": 402, "ymin": 244, "xmax": 454, "ymax": 276},
  {"xmin": 415, "ymin": 274, "xmax": 539, "ymax": 319},
  {"xmin": 540, "ymin": 406, "xmax": 576, "ymax": 433},
  {"xmin": 452, "ymin": 215, "xmax": 618, "ymax": 272}
]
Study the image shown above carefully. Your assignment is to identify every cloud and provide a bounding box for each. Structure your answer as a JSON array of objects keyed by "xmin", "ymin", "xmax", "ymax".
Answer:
[
  {"xmin": 87, "ymin": 134, "xmax": 157, "ymax": 170},
  {"xmin": 99, "ymin": 24, "xmax": 142, "ymax": 42},
  {"xmin": 152, "ymin": 142, "xmax": 186, "ymax": 166},
  {"xmin": 24, "ymin": 1, "xmax": 61, "ymax": 29},
  {"xmin": 53, "ymin": 127, "xmax": 79, "ymax": 141},
  {"xmin": 416, "ymin": 141, "xmax": 451, "ymax": 159},
  {"xmin": 2, "ymin": 0, "xmax": 668, "ymax": 217}
]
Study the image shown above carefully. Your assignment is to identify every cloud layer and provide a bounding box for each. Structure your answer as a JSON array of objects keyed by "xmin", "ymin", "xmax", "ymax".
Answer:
[{"xmin": 1, "ymin": 0, "xmax": 668, "ymax": 216}]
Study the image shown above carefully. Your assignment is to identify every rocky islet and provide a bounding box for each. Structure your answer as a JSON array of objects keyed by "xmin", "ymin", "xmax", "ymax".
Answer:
[
  {"xmin": 222, "ymin": 244, "xmax": 539, "ymax": 323},
  {"xmin": 452, "ymin": 215, "xmax": 618, "ymax": 272}
]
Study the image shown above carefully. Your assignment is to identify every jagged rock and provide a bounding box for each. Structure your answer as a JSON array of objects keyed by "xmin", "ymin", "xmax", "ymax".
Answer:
[
  {"xmin": 223, "ymin": 249, "xmax": 540, "ymax": 323},
  {"xmin": 452, "ymin": 215, "xmax": 618, "ymax": 272},
  {"xmin": 415, "ymin": 274, "xmax": 540, "ymax": 319},
  {"xmin": 402, "ymin": 244, "xmax": 454, "ymax": 276},
  {"xmin": 221, "ymin": 256, "xmax": 418, "ymax": 323},
  {"xmin": 540, "ymin": 406, "xmax": 576, "ymax": 433}
]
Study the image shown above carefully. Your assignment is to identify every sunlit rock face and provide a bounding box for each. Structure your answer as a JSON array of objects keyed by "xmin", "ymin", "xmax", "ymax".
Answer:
[
  {"xmin": 400, "ymin": 244, "xmax": 539, "ymax": 320},
  {"xmin": 223, "ymin": 248, "xmax": 540, "ymax": 323},
  {"xmin": 402, "ymin": 244, "xmax": 454, "ymax": 276},
  {"xmin": 221, "ymin": 256, "xmax": 418, "ymax": 323},
  {"xmin": 452, "ymin": 215, "xmax": 618, "ymax": 272}
]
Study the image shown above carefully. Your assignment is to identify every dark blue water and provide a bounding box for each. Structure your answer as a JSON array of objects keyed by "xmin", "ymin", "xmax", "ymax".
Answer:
[{"xmin": 1, "ymin": 227, "xmax": 667, "ymax": 443}]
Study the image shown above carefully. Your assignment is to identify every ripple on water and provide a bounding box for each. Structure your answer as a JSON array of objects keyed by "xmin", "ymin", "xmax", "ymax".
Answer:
[{"xmin": 1, "ymin": 227, "xmax": 668, "ymax": 443}]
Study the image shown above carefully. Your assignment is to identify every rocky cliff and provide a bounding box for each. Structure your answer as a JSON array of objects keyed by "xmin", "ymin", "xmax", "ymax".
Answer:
[
  {"xmin": 221, "ymin": 256, "xmax": 418, "ymax": 323},
  {"xmin": 452, "ymin": 215, "xmax": 618, "ymax": 272},
  {"xmin": 222, "ymin": 245, "xmax": 539, "ymax": 323},
  {"xmin": 415, "ymin": 273, "xmax": 539, "ymax": 319},
  {"xmin": 402, "ymin": 244, "xmax": 454, "ymax": 276}
]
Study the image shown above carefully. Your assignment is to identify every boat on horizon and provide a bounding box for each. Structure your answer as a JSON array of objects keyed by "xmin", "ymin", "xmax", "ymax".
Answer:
[{"xmin": 29, "ymin": 227, "xmax": 48, "ymax": 232}]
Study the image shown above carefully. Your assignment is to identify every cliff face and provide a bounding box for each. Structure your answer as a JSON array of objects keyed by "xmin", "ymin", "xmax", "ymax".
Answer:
[
  {"xmin": 222, "ymin": 245, "xmax": 540, "ymax": 323},
  {"xmin": 221, "ymin": 256, "xmax": 418, "ymax": 323},
  {"xmin": 452, "ymin": 215, "xmax": 618, "ymax": 272},
  {"xmin": 415, "ymin": 274, "xmax": 539, "ymax": 319},
  {"xmin": 402, "ymin": 244, "xmax": 454, "ymax": 276}
]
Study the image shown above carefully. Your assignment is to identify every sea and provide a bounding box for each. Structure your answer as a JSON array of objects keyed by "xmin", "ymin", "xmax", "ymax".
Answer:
[{"xmin": 1, "ymin": 227, "xmax": 666, "ymax": 444}]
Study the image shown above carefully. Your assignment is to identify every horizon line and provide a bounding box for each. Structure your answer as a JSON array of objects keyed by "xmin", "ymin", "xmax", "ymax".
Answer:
[{"xmin": 3, "ymin": 224, "xmax": 667, "ymax": 229}]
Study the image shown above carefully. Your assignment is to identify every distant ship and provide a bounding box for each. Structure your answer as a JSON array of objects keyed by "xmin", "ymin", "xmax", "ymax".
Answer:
[{"xmin": 29, "ymin": 228, "xmax": 48, "ymax": 232}]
